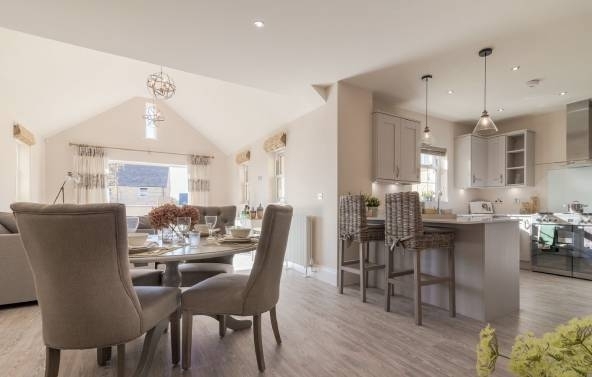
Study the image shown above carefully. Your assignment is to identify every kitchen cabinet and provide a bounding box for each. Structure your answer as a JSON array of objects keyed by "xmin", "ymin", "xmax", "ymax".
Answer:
[
  {"xmin": 487, "ymin": 135, "xmax": 506, "ymax": 187},
  {"xmin": 455, "ymin": 130, "xmax": 534, "ymax": 189},
  {"xmin": 454, "ymin": 134, "xmax": 487, "ymax": 188},
  {"xmin": 372, "ymin": 112, "xmax": 420, "ymax": 183}
]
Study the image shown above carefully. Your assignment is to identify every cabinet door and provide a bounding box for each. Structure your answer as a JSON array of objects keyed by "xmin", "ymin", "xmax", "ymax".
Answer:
[
  {"xmin": 487, "ymin": 136, "xmax": 506, "ymax": 186},
  {"xmin": 396, "ymin": 119, "xmax": 420, "ymax": 182},
  {"xmin": 373, "ymin": 114, "xmax": 397, "ymax": 181},
  {"xmin": 471, "ymin": 136, "xmax": 488, "ymax": 187}
]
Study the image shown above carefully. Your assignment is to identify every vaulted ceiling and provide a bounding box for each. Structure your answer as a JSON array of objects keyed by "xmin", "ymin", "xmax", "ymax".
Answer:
[{"xmin": 1, "ymin": 0, "xmax": 591, "ymax": 151}]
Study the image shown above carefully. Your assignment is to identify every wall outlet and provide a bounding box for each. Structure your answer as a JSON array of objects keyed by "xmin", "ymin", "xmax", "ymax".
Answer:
[{"xmin": 316, "ymin": 193, "xmax": 324, "ymax": 200}]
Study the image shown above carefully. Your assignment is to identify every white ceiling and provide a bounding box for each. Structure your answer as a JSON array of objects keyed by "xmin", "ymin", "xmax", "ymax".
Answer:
[
  {"xmin": 0, "ymin": 27, "xmax": 319, "ymax": 154},
  {"xmin": 0, "ymin": 0, "xmax": 591, "ymax": 144}
]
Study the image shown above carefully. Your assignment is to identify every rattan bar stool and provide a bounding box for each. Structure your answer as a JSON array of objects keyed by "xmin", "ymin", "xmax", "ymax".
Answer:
[
  {"xmin": 338, "ymin": 194, "xmax": 385, "ymax": 303},
  {"xmin": 384, "ymin": 192, "xmax": 456, "ymax": 325}
]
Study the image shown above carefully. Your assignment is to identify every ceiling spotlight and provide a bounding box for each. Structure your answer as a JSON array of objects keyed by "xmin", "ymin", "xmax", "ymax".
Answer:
[
  {"xmin": 497, "ymin": 108, "xmax": 505, "ymax": 112},
  {"xmin": 447, "ymin": 90, "xmax": 454, "ymax": 95},
  {"xmin": 253, "ymin": 20, "xmax": 265, "ymax": 28},
  {"xmin": 512, "ymin": 66, "xmax": 520, "ymax": 71},
  {"xmin": 560, "ymin": 91, "xmax": 568, "ymax": 96}
]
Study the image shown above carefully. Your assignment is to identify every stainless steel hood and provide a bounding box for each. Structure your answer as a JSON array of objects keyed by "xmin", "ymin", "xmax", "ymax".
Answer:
[{"xmin": 567, "ymin": 100, "xmax": 592, "ymax": 161}]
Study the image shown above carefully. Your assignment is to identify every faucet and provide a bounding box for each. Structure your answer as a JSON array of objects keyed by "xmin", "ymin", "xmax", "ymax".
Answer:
[{"xmin": 437, "ymin": 191, "xmax": 443, "ymax": 214}]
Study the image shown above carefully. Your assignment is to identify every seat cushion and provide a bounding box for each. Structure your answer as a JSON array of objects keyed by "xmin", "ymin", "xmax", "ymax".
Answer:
[
  {"xmin": 182, "ymin": 273, "xmax": 248, "ymax": 315},
  {"xmin": 135, "ymin": 286, "xmax": 180, "ymax": 332},
  {"xmin": 0, "ymin": 213, "xmax": 18, "ymax": 233},
  {"xmin": 179, "ymin": 262, "xmax": 234, "ymax": 287},
  {"xmin": 130, "ymin": 269, "xmax": 163, "ymax": 286}
]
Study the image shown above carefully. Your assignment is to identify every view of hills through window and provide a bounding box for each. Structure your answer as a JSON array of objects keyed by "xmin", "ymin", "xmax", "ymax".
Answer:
[{"xmin": 108, "ymin": 161, "xmax": 188, "ymax": 207}]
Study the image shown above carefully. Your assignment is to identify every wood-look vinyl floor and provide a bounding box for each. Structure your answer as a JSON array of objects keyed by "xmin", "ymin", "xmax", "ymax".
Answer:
[{"xmin": 0, "ymin": 270, "xmax": 590, "ymax": 377}]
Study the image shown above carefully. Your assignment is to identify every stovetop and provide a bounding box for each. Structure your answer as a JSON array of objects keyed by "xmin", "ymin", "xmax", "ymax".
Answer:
[{"xmin": 534, "ymin": 212, "xmax": 592, "ymax": 225}]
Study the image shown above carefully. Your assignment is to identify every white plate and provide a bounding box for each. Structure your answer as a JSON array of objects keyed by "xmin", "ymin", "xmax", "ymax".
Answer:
[{"xmin": 218, "ymin": 237, "xmax": 256, "ymax": 243}]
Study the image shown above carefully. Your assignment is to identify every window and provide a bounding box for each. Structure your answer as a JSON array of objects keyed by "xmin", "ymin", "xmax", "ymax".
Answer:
[
  {"xmin": 412, "ymin": 152, "xmax": 448, "ymax": 202},
  {"xmin": 239, "ymin": 164, "xmax": 249, "ymax": 204},
  {"xmin": 273, "ymin": 152, "xmax": 285, "ymax": 203},
  {"xmin": 144, "ymin": 102, "xmax": 159, "ymax": 140},
  {"xmin": 108, "ymin": 161, "xmax": 188, "ymax": 208},
  {"xmin": 15, "ymin": 141, "xmax": 31, "ymax": 201}
]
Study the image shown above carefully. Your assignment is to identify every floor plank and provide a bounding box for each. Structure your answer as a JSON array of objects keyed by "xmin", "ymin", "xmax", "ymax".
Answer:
[{"xmin": 0, "ymin": 270, "xmax": 590, "ymax": 376}]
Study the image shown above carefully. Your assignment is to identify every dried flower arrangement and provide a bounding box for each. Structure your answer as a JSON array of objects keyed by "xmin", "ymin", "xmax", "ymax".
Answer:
[
  {"xmin": 477, "ymin": 315, "xmax": 592, "ymax": 376},
  {"xmin": 148, "ymin": 204, "xmax": 199, "ymax": 231}
]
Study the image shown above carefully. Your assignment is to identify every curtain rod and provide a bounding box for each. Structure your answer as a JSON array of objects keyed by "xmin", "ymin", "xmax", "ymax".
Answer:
[{"xmin": 68, "ymin": 142, "xmax": 215, "ymax": 159}]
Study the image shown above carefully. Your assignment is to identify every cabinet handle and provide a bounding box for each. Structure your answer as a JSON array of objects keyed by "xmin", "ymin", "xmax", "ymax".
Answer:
[
  {"xmin": 396, "ymin": 166, "xmax": 400, "ymax": 178},
  {"xmin": 499, "ymin": 174, "xmax": 503, "ymax": 183},
  {"xmin": 472, "ymin": 174, "xmax": 476, "ymax": 184}
]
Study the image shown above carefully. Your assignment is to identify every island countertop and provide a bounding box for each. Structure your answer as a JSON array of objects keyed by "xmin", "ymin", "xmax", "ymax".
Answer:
[{"xmin": 367, "ymin": 217, "xmax": 520, "ymax": 225}]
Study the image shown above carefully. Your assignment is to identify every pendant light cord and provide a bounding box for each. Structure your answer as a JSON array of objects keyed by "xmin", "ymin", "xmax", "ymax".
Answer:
[
  {"xmin": 483, "ymin": 54, "xmax": 487, "ymax": 112},
  {"xmin": 425, "ymin": 76, "xmax": 429, "ymax": 131}
]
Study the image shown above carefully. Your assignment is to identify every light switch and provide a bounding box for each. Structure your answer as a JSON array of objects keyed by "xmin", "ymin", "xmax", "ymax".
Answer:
[{"xmin": 317, "ymin": 193, "xmax": 324, "ymax": 200}]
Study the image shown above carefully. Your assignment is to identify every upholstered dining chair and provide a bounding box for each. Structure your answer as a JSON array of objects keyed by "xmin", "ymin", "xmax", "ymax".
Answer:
[
  {"xmin": 11, "ymin": 203, "xmax": 181, "ymax": 377},
  {"xmin": 384, "ymin": 192, "xmax": 456, "ymax": 326},
  {"xmin": 179, "ymin": 205, "xmax": 237, "ymax": 287},
  {"xmin": 181, "ymin": 204, "xmax": 293, "ymax": 372}
]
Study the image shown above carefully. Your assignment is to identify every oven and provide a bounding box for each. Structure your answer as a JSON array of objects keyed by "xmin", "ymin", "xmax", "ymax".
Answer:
[
  {"xmin": 531, "ymin": 224, "xmax": 574, "ymax": 277},
  {"xmin": 573, "ymin": 225, "xmax": 592, "ymax": 280}
]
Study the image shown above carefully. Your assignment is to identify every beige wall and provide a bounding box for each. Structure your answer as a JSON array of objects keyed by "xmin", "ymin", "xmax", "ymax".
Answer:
[
  {"xmin": 227, "ymin": 85, "xmax": 339, "ymax": 284},
  {"xmin": 44, "ymin": 97, "xmax": 230, "ymax": 212}
]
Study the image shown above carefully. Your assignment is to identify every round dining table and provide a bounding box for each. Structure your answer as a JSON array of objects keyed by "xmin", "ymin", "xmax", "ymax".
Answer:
[{"xmin": 129, "ymin": 239, "xmax": 258, "ymax": 331}]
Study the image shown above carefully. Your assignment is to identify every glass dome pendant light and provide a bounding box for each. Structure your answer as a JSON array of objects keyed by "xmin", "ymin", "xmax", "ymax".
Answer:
[
  {"xmin": 421, "ymin": 74, "xmax": 434, "ymax": 146},
  {"xmin": 473, "ymin": 47, "xmax": 498, "ymax": 136}
]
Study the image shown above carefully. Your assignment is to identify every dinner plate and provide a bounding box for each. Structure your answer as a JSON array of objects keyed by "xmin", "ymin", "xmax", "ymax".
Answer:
[{"xmin": 218, "ymin": 236, "xmax": 257, "ymax": 243}]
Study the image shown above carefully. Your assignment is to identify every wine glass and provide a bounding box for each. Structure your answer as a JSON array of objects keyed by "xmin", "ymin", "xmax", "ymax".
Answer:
[
  {"xmin": 204, "ymin": 216, "xmax": 217, "ymax": 239},
  {"xmin": 176, "ymin": 217, "xmax": 191, "ymax": 243}
]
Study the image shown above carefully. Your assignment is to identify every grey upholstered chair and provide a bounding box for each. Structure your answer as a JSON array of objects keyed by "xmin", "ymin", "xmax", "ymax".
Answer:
[
  {"xmin": 384, "ymin": 192, "xmax": 456, "ymax": 326},
  {"xmin": 179, "ymin": 205, "xmax": 237, "ymax": 286},
  {"xmin": 181, "ymin": 204, "xmax": 293, "ymax": 372},
  {"xmin": 338, "ymin": 195, "xmax": 385, "ymax": 302},
  {"xmin": 11, "ymin": 203, "xmax": 181, "ymax": 377}
]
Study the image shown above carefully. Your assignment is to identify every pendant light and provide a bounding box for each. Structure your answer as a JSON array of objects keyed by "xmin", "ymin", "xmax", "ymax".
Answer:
[
  {"xmin": 473, "ymin": 47, "xmax": 498, "ymax": 136},
  {"xmin": 421, "ymin": 74, "xmax": 434, "ymax": 146}
]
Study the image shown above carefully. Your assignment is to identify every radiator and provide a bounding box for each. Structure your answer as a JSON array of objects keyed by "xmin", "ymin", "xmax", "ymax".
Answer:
[{"xmin": 285, "ymin": 215, "xmax": 313, "ymax": 276}]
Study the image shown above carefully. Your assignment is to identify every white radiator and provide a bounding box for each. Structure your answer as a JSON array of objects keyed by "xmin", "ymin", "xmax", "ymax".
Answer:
[{"xmin": 285, "ymin": 215, "xmax": 313, "ymax": 276}]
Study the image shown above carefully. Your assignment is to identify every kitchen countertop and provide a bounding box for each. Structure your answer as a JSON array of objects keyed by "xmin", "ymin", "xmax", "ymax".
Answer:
[{"xmin": 368, "ymin": 216, "xmax": 520, "ymax": 225}]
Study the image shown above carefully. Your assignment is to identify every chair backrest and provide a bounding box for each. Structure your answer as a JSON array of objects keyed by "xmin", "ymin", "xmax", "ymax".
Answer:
[
  {"xmin": 193, "ymin": 205, "xmax": 236, "ymax": 228},
  {"xmin": 10, "ymin": 203, "xmax": 143, "ymax": 349},
  {"xmin": 243, "ymin": 204, "xmax": 293, "ymax": 314},
  {"xmin": 338, "ymin": 194, "xmax": 368, "ymax": 241},
  {"xmin": 385, "ymin": 192, "xmax": 424, "ymax": 246}
]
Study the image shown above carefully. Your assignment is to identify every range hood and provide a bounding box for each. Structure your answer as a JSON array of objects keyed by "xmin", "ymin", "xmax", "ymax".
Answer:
[{"xmin": 567, "ymin": 100, "xmax": 592, "ymax": 161}]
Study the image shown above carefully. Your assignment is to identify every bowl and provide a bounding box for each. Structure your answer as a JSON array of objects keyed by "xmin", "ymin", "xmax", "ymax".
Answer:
[
  {"xmin": 127, "ymin": 232, "xmax": 148, "ymax": 247},
  {"xmin": 229, "ymin": 227, "xmax": 251, "ymax": 238},
  {"xmin": 126, "ymin": 216, "xmax": 140, "ymax": 233}
]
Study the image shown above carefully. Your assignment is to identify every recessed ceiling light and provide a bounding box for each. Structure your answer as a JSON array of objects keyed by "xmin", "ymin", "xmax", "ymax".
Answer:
[
  {"xmin": 497, "ymin": 108, "xmax": 505, "ymax": 112},
  {"xmin": 253, "ymin": 20, "xmax": 265, "ymax": 28},
  {"xmin": 560, "ymin": 91, "xmax": 568, "ymax": 96},
  {"xmin": 512, "ymin": 66, "xmax": 520, "ymax": 71},
  {"xmin": 447, "ymin": 90, "xmax": 454, "ymax": 95}
]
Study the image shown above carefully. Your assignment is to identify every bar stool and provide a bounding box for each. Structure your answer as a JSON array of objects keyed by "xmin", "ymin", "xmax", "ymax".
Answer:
[
  {"xmin": 384, "ymin": 192, "xmax": 455, "ymax": 325},
  {"xmin": 338, "ymin": 194, "xmax": 385, "ymax": 303}
]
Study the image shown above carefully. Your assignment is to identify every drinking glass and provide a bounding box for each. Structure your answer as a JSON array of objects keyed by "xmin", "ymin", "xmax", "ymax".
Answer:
[
  {"xmin": 204, "ymin": 216, "xmax": 217, "ymax": 239},
  {"xmin": 126, "ymin": 216, "xmax": 139, "ymax": 234},
  {"xmin": 176, "ymin": 217, "xmax": 192, "ymax": 242}
]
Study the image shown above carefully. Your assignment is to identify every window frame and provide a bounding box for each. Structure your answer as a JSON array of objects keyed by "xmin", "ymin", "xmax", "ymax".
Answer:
[
  {"xmin": 412, "ymin": 152, "xmax": 448, "ymax": 203},
  {"xmin": 15, "ymin": 140, "xmax": 31, "ymax": 201},
  {"xmin": 239, "ymin": 163, "xmax": 250, "ymax": 205},
  {"xmin": 273, "ymin": 151, "xmax": 286, "ymax": 203}
]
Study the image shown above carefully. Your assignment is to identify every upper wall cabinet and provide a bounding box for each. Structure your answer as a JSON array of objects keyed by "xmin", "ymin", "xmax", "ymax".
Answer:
[
  {"xmin": 454, "ymin": 130, "xmax": 534, "ymax": 189},
  {"xmin": 372, "ymin": 112, "xmax": 420, "ymax": 183}
]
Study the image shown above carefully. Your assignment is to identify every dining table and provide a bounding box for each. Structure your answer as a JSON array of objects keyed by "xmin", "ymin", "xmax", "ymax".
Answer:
[{"xmin": 129, "ymin": 237, "xmax": 258, "ymax": 331}]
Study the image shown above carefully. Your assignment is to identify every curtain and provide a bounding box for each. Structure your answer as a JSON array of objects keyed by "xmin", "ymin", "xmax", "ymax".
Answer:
[
  {"xmin": 188, "ymin": 155, "xmax": 211, "ymax": 205},
  {"xmin": 73, "ymin": 145, "xmax": 108, "ymax": 204}
]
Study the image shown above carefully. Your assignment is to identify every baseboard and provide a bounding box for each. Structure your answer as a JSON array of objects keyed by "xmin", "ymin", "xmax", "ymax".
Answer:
[
  {"xmin": 520, "ymin": 260, "xmax": 532, "ymax": 270},
  {"xmin": 309, "ymin": 265, "xmax": 337, "ymax": 286}
]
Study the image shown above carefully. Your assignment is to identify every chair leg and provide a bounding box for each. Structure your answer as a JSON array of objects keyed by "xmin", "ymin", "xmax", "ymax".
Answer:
[
  {"xmin": 117, "ymin": 344, "xmax": 125, "ymax": 377},
  {"xmin": 253, "ymin": 314, "xmax": 265, "ymax": 372},
  {"xmin": 182, "ymin": 311, "xmax": 193, "ymax": 370},
  {"xmin": 364, "ymin": 244, "xmax": 370, "ymax": 289},
  {"xmin": 44, "ymin": 347, "xmax": 60, "ymax": 377},
  {"xmin": 270, "ymin": 306, "xmax": 282, "ymax": 345},
  {"xmin": 448, "ymin": 246, "xmax": 456, "ymax": 317},
  {"xmin": 414, "ymin": 251, "xmax": 422, "ymax": 326},
  {"xmin": 338, "ymin": 240, "xmax": 345, "ymax": 294},
  {"xmin": 170, "ymin": 310, "xmax": 181, "ymax": 365},
  {"xmin": 96, "ymin": 347, "xmax": 111, "ymax": 366},
  {"xmin": 218, "ymin": 315, "xmax": 227, "ymax": 338},
  {"xmin": 390, "ymin": 247, "xmax": 395, "ymax": 297},
  {"xmin": 131, "ymin": 319, "xmax": 168, "ymax": 377},
  {"xmin": 360, "ymin": 243, "xmax": 367, "ymax": 303},
  {"xmin": 384, "ymin": 245, "xmax": 391, "ymax": 312}
]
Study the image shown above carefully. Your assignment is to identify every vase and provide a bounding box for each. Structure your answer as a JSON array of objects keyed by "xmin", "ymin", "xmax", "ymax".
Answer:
[{"xmin": 367, "ymin": 207, "xmax": 378, "ymax": 217}]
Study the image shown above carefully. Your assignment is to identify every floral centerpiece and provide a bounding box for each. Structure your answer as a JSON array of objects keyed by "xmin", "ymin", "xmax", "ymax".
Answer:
[
  {"xmin": 477, "ymin": 315, "xmax": 592, "ymax": 376},
  {"xmin": 148, "ymin": 204, "xmax": 199, "ymax": 241}
]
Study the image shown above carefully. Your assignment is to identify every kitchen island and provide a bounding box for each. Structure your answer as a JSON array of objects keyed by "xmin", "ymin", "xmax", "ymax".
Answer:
[{"xmin": 372, "ymin": 217, "xmax": 520, "ymax": 322}]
